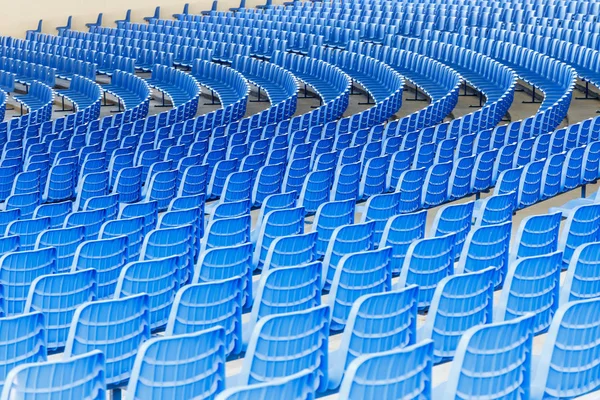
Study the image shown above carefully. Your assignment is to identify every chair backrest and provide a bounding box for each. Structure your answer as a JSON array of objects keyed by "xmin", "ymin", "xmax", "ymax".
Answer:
[
  {"xmin": 331, "ymin": 285, "xmax": 419, "ymax": 388},
  {"xmin": 33, "ymin": 201, "xmax": 71, "ymax": 229},
  {"xmin": 25, "ymin": 269, "xmax": 96, "ymax": 351},
  {"xmin": 496, "ymin": 251, "xmax": 562, "ymax": 335},
  {"xmin": 253, "ymin": 207, "xmax": 305, "ymax": 270},
  {"xmin": 194, "ymin": 242, "xmax": 253, "ymax": 308},
  {"xmin": 0, "ymin": 247, "xmax": 57, "ymax": 315},
  {"xmin": 215, "ymin": 371, "xmax": 315, "ymax": 400},
  {"xmin": 72, "ymin": 236, "xmax": 128, "ymax": 299},
  {"xmin": 312, "ymin": 199, "xmax": 355, "ymax": 258},
  {"xmin": 0, "ymin": 312, "xmax": 46, "ymax": 389},
  {"xmin": 421, "ymin": 267, "xmax": 495, "ymax": 363},
  {"xmin": 0, "ymin": 350, "xmax": 105, "ymax": 400},
  {"xmin": 240, "ymin": 305, "xmax": 329, "ymax": 393},
  {"xmin": 430, "ymin": 201, "xmax": 474, "ymax": 256},
  {"xmin": 358, "ymin": 192, "xmax": 401, "ymax": 243},
  {"xmin": 558, "ymin": 203, "xmax": 600, "ymax": 267},
  {"xmin": 35, "ymin": 225, "xmax": 86, "ymax": 272},
  {"xmin": 379, "ymin": 210, "xmax": 427, "ymax": 275},
  {"xmin": 323, "ymin": 221, "xmax": 375, "ymax": 289},
  {"xmin": 64, "ymin": 293, "xmax": 151, "ymax": 388},
  {"xmin": 140, "ymin": 225, "xmax": 194, "ymax": 285},
  {"xmin": 126, "ymin": 327, "xmax": 226, "ymax": 400},
  {"xmin": 64, "ymin": 208, "xmax": 106, "ymax": 240},
  {"xmin": 531, "ymin": 298, "xmax": 600, "ymax": 400},
  {"xmin": 512, "ymin": 212, "xmax": 562, "ymax": 262},
  {"xmin": 249, "ymin": 262, "xmax": 322, "ymax": 344},
  {"xmin": 99, "ymin": 216, "xmax": 144, "ymax": 261},
  {"xmin": 201, "ymin": 214, "xmax": 251, "ymax": 253},
  {"xmin": 337, "ymin": 341, "xmax": 434, "ymax": 400},
  {"xmin": 262, "ymin": 232, "xmax": 317, "ymax": 274},
  {"xmin": 561, "ymin": 241, "xmax": 600, "ymax": 304},
  {"xmin": 456, "ymin": 221, "xmax": 511, "ymax": 288},
  {"xmin": 442, "ymin": 314, "xmax": 535, "ymax": 400},
  {"xmin": 328, "ymin": 247, "xmax": 392, "ymax": 331},
  {"xmin": 119, "ymin": 200, "xmax": 158, "ymax": 235},
  {"xmin": 398, "ymin": 233, "xmax": 456, "ymax": 310},
  {"xmin": 474, "ymin": 191, "xmax": 516, "ymax": 227},
  {"xmin": 115, "ymin": 257, "xmax": 179, "ymax": 331},
  {"xmin": 5, "ymin": 217, "xmax": 50, "ymax": 251}
]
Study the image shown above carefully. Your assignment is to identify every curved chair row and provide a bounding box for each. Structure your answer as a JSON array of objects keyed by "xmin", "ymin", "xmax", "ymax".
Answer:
[
  {"xmin": 0, "ymin": 57, "xmax": 55, "ymax": 88},
  {"xmin": 145, "ymin": 64, "xmax": 201, "ymax": 119}
]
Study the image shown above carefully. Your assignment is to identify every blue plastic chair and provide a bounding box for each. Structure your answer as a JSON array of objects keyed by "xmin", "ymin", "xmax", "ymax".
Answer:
[
  {"xmin": 71, "ymin": 236, "xmax": 128, "ymax": 300},
  {"xmin": 35, "ymin": 226, "xmax": 85, "ymax": 272},
  {"xmin": 396, "ymin": 233, "xmax": 456, "ymax": 310},
  {"xmin": 115, "ymin": 257, "xmax": 179, "ymax": 331},
  {"xmin": 378, "ymin": 210, "xmax": 427, "ymax": 275},
  {"xmin": 420, "ymin": 267, "xmax": 495, "ymax": 364},
  {"xmin": 531, "ymin": 298, "xmax": 600, "ymax": 399},
  {"xmin": 312, "ymin": 199, "xmax": 355, "ymax": 258},
  {"xmin": 322, "ymin": 221, "xmax": 375, "ymax": 289},
  {"xmin": 252, "ymin": 164, "xmax": 284, "ymax": 207},
  {"xmin": 253, "ymin": 207, "xmax": 304, "ymax": 270},
  {"xmin": 4, "ymin": 192, "xmax": 41, "ymax": 220},
  {"xmin": 43, "ymin": 163, "xmax": 77, "ymax": 202},
  {"xmin": 178, "ymin": 164, "xmax": 209, "ymax": 197},
  {"xmin": 496, "ymin": 252, "xmax": 562, "ymax": 335},
  {"xmin": 99, "ymin": 217, "xmax": 144, "ymax": 262},
  {"xmin": 211, "ymin": 199, "xmax": 251, "ymax": 221},
  {"xmin": 126, "ymin": 327, "xmax": 226, "ymax": 400},
  {"xmin": 244, "ymin": 262, "xmax": 321, "ymax": 347},
  {"xmin": 64, "ymin": 294, "xmax": 151, "ymax": 390},
  {"xmin": 396, "ymin": 168, "xmax": 426, "ymax": 213},
  {"xmin": 119, "ymin": 201, "xmax": 158, "ymax": 235},
  {"xmin": 64, "ymin": 209, "xmax": 106, "ymax": 241},
  {"xmin": 299, "ymin": 169, "xmax": 333, "ymax": 214},
  {"xmin": 25, "ymin": 269, "xmax": 96, "ymax": 352},
  {"xmin": 549, "ymin": 188, "xmax": 600, "ymax": 218},
  {"xmin": 166, "ymin": 278, "xmax": 243, "ymax": 357},
  {"xmin": 113, "ymin": 166, "xmax": 143, "ymax": 203},
  {"xmin": 558, "ymin": 203, "xmax": 600, "ymax": 268},
  {"xmin": 194, "ymin": 243, "xmax": 253, "ymax": 308},
  {"xmin": 473, "ymin": 192, "xmax": 516, "ymax": 227},
  {"xmin": 216, "ymin": 370, "xmax": 315, "ymax": 400},
  {"xmin": 331, "ymin": 161, "xmax": 360, "ymax": 201},
  {"xmin": 229, "ymin": 306, "xmax": 330, "ymax": 393},
  {"xmin": 357, "ymin": 192, "xmax": 402, "ymax": 244},
  {"xmin": 0, "ymin": 312, "xmax": 46, "ymax": 389},
  {"xmin": 5, "ymin": 217, "xmax": 50, "ymax": 251},
  {"xmin": 144, "ymin": 170, "xmax": 178, "ymax": 211},
  {"xmin": 561, "ymin": 241, "xmax": 600, "ymax": 304},
  {"xmin": 328, "ymin": 247, "xmax": 392, "ymax": 331},
  {"xmin": 511, "ymin": 212, "xmax": 562, "ymax": 263},
  {"xmin": 433, "ymin": 314, "xmax": 535, "ymax": 399},
  {"xmin": 337, "ymin": 340, "xmax": 434, "ymax": 400},
  {"xmin": 0, "ymin": 350, "xmax": 105, "ymax": 400},
  {"xmin": 33, "ymin": 202, "xmax": 72, "ymax": 229},
  {"xmin": 0, "ymin": 236, "xmax": 18, "ymax": 259},
  {"xmin": 328, "ymin": 285, "xmax": 419, "ymax": 390},
  {"xmin": 140, "ymin": 225, "xmax": 194, "ymax": 285},
  {"xmin": 75, "ymin": 171, "xmax": 109, "ymax": 211},
  {"xmin": 0, "ymin": 247, "xmax": 57, "ymax": 315},
  {"xmin": 0, "ymin": 210, "xmax": 19, "ymax": 236},
  {"xmin": 430, "ymin": 201, "xmax": 474, "ymax": 257},
  {"xmin": 201, "ymin": 214, "xmax": 251, "ymax": 253},
  {"xmin": 456, "ymin": 221, "xmax": 512, "ymax": 288},
  {"xmin": 262, "ymin": 232, "xmax": 317, "ymax": 274},
  {"xmin": 159, "ymin": 206, "xmax": 203, "ymax": 257}
]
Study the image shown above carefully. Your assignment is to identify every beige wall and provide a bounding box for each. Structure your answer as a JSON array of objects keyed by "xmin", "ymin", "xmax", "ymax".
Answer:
[{"xmin": 2, "ymin": 0, "xmax": 286, "ymax": 38}]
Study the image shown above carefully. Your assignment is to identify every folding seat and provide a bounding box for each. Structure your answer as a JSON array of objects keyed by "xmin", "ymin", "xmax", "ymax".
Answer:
[
  {"xmin": 377, "ymin": 209, "xmax": 427, "ymax": 275},
  {"xmin": 473, "ymin": 191, "xmax": 516, "ymax": 227},
  {"xmin": 11, "ymin": 170, "xmax": 40, "ymax": 196},
  {"xmin": 397, "ymin": 233, "xmax": 456, "ymax": 310},
  {"xmin": 0, "ymin": 247, "xmax": 56, "ymax": 315},
  {"xmin": 177, "ymin": 164, "xmax": 208, "ymax": 198},
  {"xmin": 251, "ymin": 163, "xmax": 284, "ymax": 207},
  {"xmin": 331, "ymin": 161, "xmax": 360, "ymax": 201},
  {"xmin": 359, "ymin": 155, "xmax": 388, "ymax": 199},
  {"xmin": 261, "ymin": 231, "xmax": 318, "ymax": 274},
  {"xmin": 228, "ymin": 305, "xmax": 329, "ymax": 393},
  {"xmin": 328, "ymin": 285, "xmax": 419, "ymax": 390},
  {"xmin": 560, "ymin": 241, "xmax": 600, "ymax": 305},
  {"xmin": 25, "ymin": 269, "xmax": 96, "ymax": 351},
  {"xmin": 530, "ymin": 298, "xmax": 600, "ymax": 399},
  {"xmin": 298, "ymin": 168, "xmax": 333, "ymax": 215},
  {"xmin": 516, "ymin": 159, "xmax": 544, "ymax": 209},
  {"xmin": 0, "ymin": 312, "xmax": 46, "ymax": 390},
  {"xmin": 35, "ymin": 225, "xmax": 85, "ymax": 273},
  {"xmin": 144, "ymin": 169, "xmax": 178, "ymax": 211},
  {"xmin": 253, "ymin": 207, "xmax": 304, "ymax": 271},
  {"xmin": 115, "ymin": 257, "xmax": 179, "ymax": 331},
  {"xmin": 5, "ymin": 217, "xmax": 50, "ymax": 251},
  {"xmin": 421, "ymin": 162, "xmax": 452, "ymax": 208},
  {"xmin": 420, "ymin": 268, "xmax": 495, "ymax": 364},
  {"xmin": 244, "ymin": 261, "xmax": 321, "ymax": 347},
  {"xmin": 322, "ymin": 221, "xmax": 375, "ymax": 289},
  {"xmin": 558, "ymin": 203, "xmax": 600, "ymax": 268},
  {"xmin": 43, "ymin": 162, "xmax": 77, "ymax": 202},
  {"xmin": 510, "ymin": 212, "xmax": 562, "ymax": 263},
  {"xmin": 169, "ymin": 193, "xmax": 205, "ymax": 212},
  {"xmin": 119, "ymin": 201, "xmax": 158, "ymax": 235},
  {"xmin": 140, "ymin": 225, "xmax": 194, "ymax": 286},
  {"xmin": 64, "ymin": 293, "xmax": 150, "ymax": 393},
  {"xmin": 113, "ymin": 166, "xmax": 142, "ymax": 203},
  {"xmin": 430, "ymin": 201, "xmax": 474, "ymax": 257},
  {"xmin": 336, "ymin": 339, "xmax": 433, "ymax": 399},
  {"xmin": 125, "ymin": 327, "xmax": 226, "ymax": 399},
  {"xmin": 64, "ymin": 208, "xmax": 106, "ymax": 240},
  {"xmin": 74, "ymin": 171, "xmax": 109, "ymax": 211},
  {"xmin": 432, "ymin": 314, "xmax": 535, "ymax": 399},
  {"xmin": 496, "ymin": 251, "xmax": 562, "ymax": 335},
  {"xmin": 1, "ymin": 350, "xmax": 105, "ymax": 399},
  {"xmin": 99, "ymin": 216, "xmax": 143, "ymax": 262}
]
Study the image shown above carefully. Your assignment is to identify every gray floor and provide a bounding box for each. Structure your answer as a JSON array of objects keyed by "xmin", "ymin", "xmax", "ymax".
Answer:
[{"xmin": 12, "ymin": 72, "xmax": 600, "ymax": 396}]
